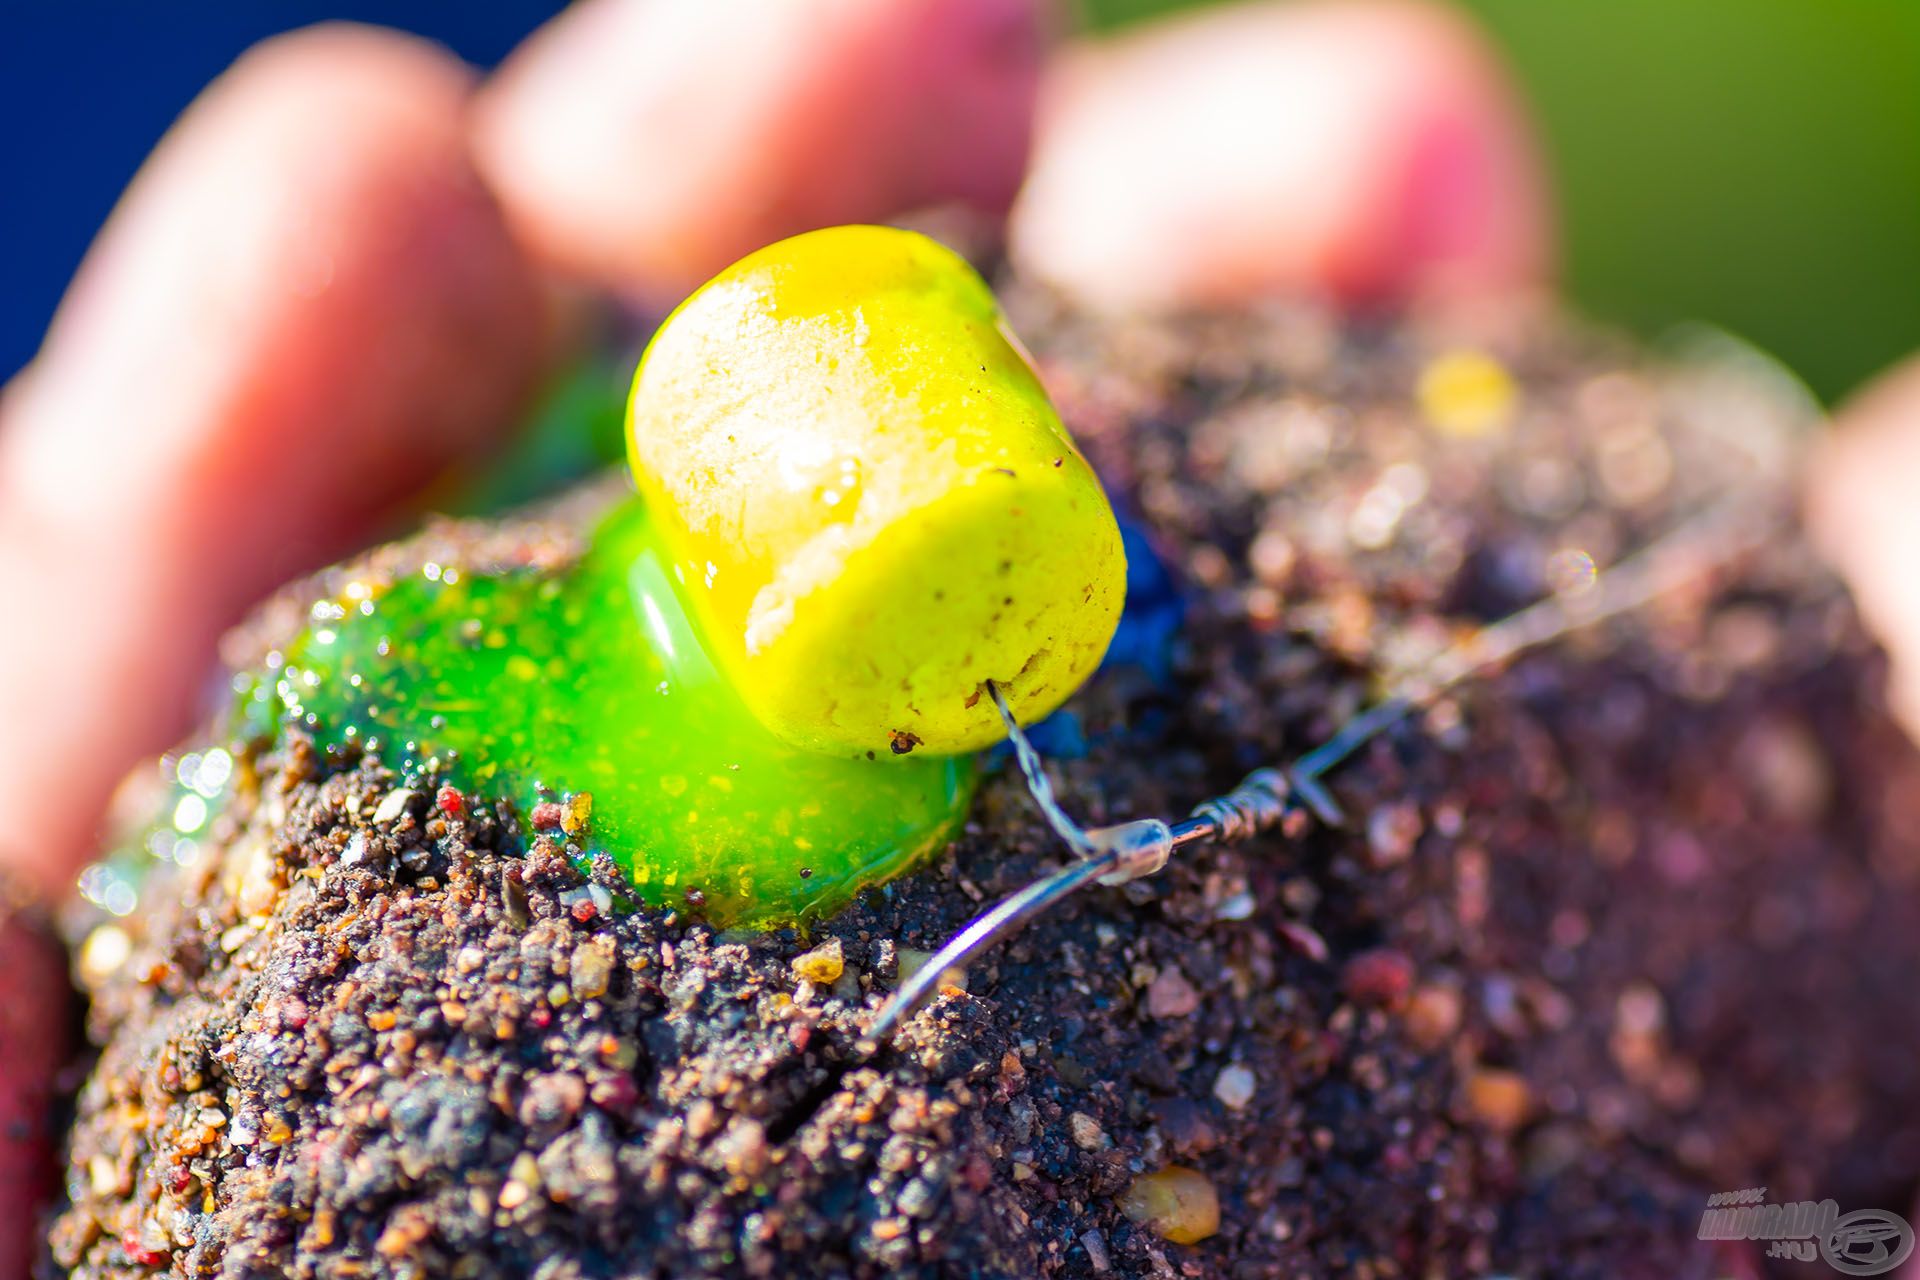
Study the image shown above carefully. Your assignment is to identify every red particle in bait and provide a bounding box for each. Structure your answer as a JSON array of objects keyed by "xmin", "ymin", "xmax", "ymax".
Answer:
[
  {"xmin": 436, "ymin": 786, "xmax": 465, "ymax": 817},
  {"xmin": 122, "ymin": 1237, "xmax": 171, "ymax": 1267},
  {"xmin": 531, "ymin": 801, "xmax": 564, "ymax": 829},
  {"xmin": 591, "ymin": 1073, "xmax": 639, "ymax": 1112},
  {"xmin": 1342, "ymin": 947, "xmax": 1416, "ymax": 1007}
]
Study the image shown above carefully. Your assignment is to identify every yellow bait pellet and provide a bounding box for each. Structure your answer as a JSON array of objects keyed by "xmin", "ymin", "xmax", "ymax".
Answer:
[{"xmin": 627, "ymin": 225, "xmax": 1126, "ymax": 757}]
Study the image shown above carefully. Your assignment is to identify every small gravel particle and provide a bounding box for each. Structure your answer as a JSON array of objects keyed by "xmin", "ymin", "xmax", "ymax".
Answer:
[
  {"xmin": 1214, "ymin": 890, "xmax": 1256, "ymax": 921},
  {"xmin": 1406, "ymin": 984, "xmax": 1464, "ymax": 1049},
  {"xmin": 571, "ymin": 937, "xmax": 615, "ymax": 1001},
  {"xmin": 1276, "ymin": 919, "xmax": 1331, "ymax": 963},
  {"xmin": 1146, "ymin": 966, "xmax": 1201, "ymax": 1019},
  {"xmin": 1366, "ymin": 800, "xmax": 1423, "ymax": 866},
  {"xmin": 1465, "ymin": 1068, "xmax": 1534, "ymax": 1132},
  {"xmin": 372, "ymin": 788, "xmax": 416, "ymax": 825},
  {"xmin": 1343, "ymin": 947, "xmax": 1416, "ymax": 1007},
  {"xmin": 520, "ymin": 1073, "xmax": 586, "ymax": 1128},
  {"xmin": 1068, "ymin": 1112, "xmax": 1107, "ymax": 1151},
  {"xmin": 1213, "ymin": 1064, "xmax": 1256, "ymax": 1111},
  {"xmin": 1118, "ymin": 1166, "xmax": 1221, "ymax": 1244},
  {"xmin": 715, "ymin": 1118, "xmax": 769, "ymax": 1178},
  {"xmin": 1081, "ymin": 1228, "xmax": 1112, "ymax": 1273},
  {"xmin": 791, "ymin": 938, "xmax": 844, "ymax": 986}
]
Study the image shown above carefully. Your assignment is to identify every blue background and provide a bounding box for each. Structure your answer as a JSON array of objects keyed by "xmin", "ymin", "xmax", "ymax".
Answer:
[
  {"xmin": 7, "ymin": 3, "xmax": 1919, "ymax": 401},
  {"xmin": 1, "ymin": 4, "xmax": 562, "ymax": 382}
]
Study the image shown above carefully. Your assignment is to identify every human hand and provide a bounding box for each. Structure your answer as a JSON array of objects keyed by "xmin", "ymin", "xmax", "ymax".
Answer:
[{"xmin": 0, "ymin": 0, "xmax": 1548, "ymax": 1263}]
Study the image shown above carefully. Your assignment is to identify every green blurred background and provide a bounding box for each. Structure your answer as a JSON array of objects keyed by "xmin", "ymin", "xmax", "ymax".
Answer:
[{"xmin": 1081, "ymin": 0, "xmax": 1920, "ymax": 403}]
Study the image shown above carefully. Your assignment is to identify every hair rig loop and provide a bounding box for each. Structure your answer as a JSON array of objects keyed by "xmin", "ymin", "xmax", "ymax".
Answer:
[{"xmin": 866, "ymin": 492, "xmax": 1776, "ymax": 1046}]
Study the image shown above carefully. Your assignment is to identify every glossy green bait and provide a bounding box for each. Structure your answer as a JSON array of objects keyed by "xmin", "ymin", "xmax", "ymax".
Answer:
[{"xmin": 234, "ymin": 500, "xmax": 972, "ymax": 927}]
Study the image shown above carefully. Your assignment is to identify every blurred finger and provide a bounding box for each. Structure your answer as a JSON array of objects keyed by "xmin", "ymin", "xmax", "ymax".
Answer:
[
  {"xmin": 473, "ymin": 0, "xmax": 1044, "ymax": 304},
  {"xmin": 1010, "ymin": 0, "xmax": 1551, "ymax": 311},
  {"xmin": 0, "ymin": 910, "xmax": 70, "ymax": 1277},
  {"xmin": 1808, "ymin": 354, "xmax": 1920, "ymax": 738},
  {"xmin": 0, "ymin": 24, "xmax": 553, "ymax": 897}
]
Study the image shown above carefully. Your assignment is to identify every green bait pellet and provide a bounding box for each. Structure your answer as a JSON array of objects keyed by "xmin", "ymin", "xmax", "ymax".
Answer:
[{"xmin": 234, "ymin": 498, "xmax": 974, "ymax": 927}]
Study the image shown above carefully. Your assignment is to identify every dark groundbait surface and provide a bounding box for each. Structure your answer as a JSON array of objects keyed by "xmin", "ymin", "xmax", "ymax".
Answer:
[{"xmin": 49, "ymin": 292, "xmax": 1920, "ymax": 1279}]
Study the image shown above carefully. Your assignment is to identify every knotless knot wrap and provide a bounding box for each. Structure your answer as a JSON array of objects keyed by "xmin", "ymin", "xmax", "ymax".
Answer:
[{"xmin": 1189, "ymin": 767, "xmax": 1292, "ymax": 844}]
